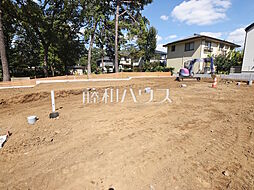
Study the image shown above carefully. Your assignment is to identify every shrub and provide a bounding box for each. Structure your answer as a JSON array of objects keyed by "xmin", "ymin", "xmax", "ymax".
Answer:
[
  {"xmin": 154, "ymin": 66, "xmax": 164, "ymax": 72},
  {"xmin": 214, "ymin": 50, "xmax": 243, "ymax": 74},
  {"xmin": 123, "ymin": 69, "xmax": 133, "ymax": 72},
  {"xmin": 163, "ymin": 67, "xmax": 174, "ymax": 75}
]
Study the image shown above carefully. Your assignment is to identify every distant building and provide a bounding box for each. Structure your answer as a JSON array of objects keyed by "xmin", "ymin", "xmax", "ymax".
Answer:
[
  {"xmin": 96, "ymin": 50, "xmax": 167, "ymax": 72},
  {"xmin": 119, "ymin": 52, "xmax": 132, "ymax": 71},
  {"xmin": 150, "ymin": 50, "xmax": 167, "ymax": 66},
  {"xmin": 96, "ymin": 57, "xmax": 114, "ymax": 73},
  {"xmin": 132, "ymin": 57, "xmax": 143, "ymax": 67},
  {"xmin": 163, "ymin": 34, "xmax": 240, "ymax": 73},
  {"xmin": 242, "ymin": 23, "xmax": 254, "ymax": 73},
  {"xmin": 68, "ymin": 65, "xmax": 85, "ymax": 75}
]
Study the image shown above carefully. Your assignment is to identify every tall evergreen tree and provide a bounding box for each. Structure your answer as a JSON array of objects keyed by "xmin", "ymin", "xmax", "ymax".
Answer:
[
  {"xmin": 15, "ymin": 0, "xmax": 82, "ymax": 77},
  {"xmin": 113, "ymin": 0, "xmax": 153, "ymax": 73},
  {"xmin": 143, "ymin": 26, "xmax": 157, "ymax": 62},
  {"xmin": 82, "ymin": 0, "xmax": 112, "ymax": 75},
  {"xmin": 0, "ymin": 0, "xmax": 155, "ymax": 79}
]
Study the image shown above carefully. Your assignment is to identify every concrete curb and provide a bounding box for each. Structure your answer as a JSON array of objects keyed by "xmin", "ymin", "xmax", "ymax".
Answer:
[
  {"xmin": 35, "ymin": 76, "xmax": 173, "ymax": 85},
  {"xmin": 0, "ymin": 85, "xmax": 35, "ymax": 90},
  {"xmin": 0, "ymin": 76, "xmax": 173, "ymax": 90}
]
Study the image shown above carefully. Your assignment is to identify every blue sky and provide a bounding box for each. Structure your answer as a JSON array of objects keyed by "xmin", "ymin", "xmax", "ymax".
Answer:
[{"xmin": 142, "ymin": 0, "xmax": 254, "ymax": 52}]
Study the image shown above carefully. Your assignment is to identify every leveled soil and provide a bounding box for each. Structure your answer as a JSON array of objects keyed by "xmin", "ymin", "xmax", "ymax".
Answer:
[{"xmin": 0, "ymin": 77, "xmax": 254, "ymax": 190}]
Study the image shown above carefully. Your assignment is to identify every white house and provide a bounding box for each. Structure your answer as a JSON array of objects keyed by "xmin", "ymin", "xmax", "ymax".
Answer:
[
  {"xmin": 96, "ymin": 50, "xmax": 168, "ymax": 72},
  {"xmin": 242, "ymin": 23, "xmax": 254, "ymax": 73},
  {"xmin": 68, "ymin": 65, "xmax": 85, "ymax": 75},
  {"xmin": 96, "ymin": 57, "xmax": 114, "ymax": 73}
]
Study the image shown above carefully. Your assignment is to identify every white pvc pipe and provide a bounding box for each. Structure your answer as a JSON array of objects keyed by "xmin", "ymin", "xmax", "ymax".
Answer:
[
  {"xmin": 83, "ymin": 91, "xmax": 85, "ymax": 104},
  {"xmin": 87, "ymin": 90, "xmax": 90, "ymax": 103},
  {"xmin": 51, "ymin": 90, "xmax": 55, "ymax": 112}
]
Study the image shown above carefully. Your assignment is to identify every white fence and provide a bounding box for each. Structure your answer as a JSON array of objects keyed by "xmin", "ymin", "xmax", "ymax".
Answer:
[{"xmin": 220, "ymin": 73, "xmax": 254, "ymax": 81}]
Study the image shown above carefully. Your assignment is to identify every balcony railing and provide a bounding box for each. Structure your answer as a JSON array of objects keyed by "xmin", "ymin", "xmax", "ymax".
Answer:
[
  {"xmin": 220, "ymin": 49, "xmax": 227, "ymax": 55},
  {"xmin": 204, "ymin": 47, "xmax": 213, "ymax": 52}
]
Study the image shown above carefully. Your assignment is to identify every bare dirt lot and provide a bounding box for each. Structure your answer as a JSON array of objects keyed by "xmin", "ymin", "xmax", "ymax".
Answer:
[{"xmin": 0, "ymin": 77, "xmax": 254, "ymax": 190}]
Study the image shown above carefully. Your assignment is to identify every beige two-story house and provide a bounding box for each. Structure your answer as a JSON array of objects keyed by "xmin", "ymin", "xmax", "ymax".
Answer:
[{"xmin": 163, "ymin": 34, "xmax": 240, "ymax": 73}]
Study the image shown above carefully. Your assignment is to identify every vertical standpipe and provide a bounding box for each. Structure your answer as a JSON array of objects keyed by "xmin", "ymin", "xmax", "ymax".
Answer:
[
  {"xmin": 83, "ymin": 91, "xmax": 85, "ymax": 104},
  {"xmin": 51, "ymin": 90, "xmax": 55, "ymax": 112}
]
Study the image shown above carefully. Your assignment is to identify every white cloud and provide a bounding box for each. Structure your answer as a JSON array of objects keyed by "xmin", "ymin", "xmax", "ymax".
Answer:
[
  {"xmin": 156, "ymin": 44, "xmax": 167, "ymax": 52},
  {"xmin": 200, "ymin": 32, "xmax": 222, "ymax": 38},
  {"xmin": 171, "ymin": 0, "xmax": 231, "ymax": 25},
  {"xmin": 227, "ymin": 27, "xmax": 246, "ymax": 47},
  {"xmin": 160, "ymin": 15, "xmax": 169, "ymax": 21},
  {"xmin": 166, "ymin": 35, "xmax": 177, "ymax": 40},
  {"xmin": 156, "ymin": 35, "xmax": 163, "ymax": 42}
]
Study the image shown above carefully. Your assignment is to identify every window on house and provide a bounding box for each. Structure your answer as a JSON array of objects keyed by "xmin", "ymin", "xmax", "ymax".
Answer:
[
  {"xmin": 205, "ymin": 41, "xmax": 212, "ymax": 48},
  {"xmin": 219, "ymin": 43, "xmax": 224, "ymax": 49},
  {"xmin": 185, "ymin": 42, "xmax": 194, "ymax": 51},
  {"xmin": 171, "ymin": 45, "xmax": 175, "ymax": 52}
]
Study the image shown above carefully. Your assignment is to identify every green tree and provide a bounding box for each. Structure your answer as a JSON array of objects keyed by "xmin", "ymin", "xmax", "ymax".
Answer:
[
  {"xmin": 143, "ymin": 26, "xmax": 157, "ymax": 62},
  {"xmin": 214, "ymin": 50, "xmax": 243, "ymax": 74},
  {"xmin": 120, "ymin": 15, "xmax": 157, "ymax": 71},
  {"xmin": 134, "ymin": 19, "xmax": 157, "ymax": 70},
  {"xmin": 0, "ymin": 0, "xmax": 155, "ymax": 79},
  {"xmin": 15, "ymin": 0, "xmax": 82, "ymax": 77},
  {"xmin": 54, "ymin": 1, "xmax": 85, "ymax": 75},
  {"xmin": 9, "ymin": 24, "xmax": 41, "ymax": 77},
  {"xmin": 82, "ymin": 0, "xmax": 112, "ymax": 75},
  {"xmin": 113, "ymin": 0, "xmax": 153, "ymax": 73},
  {"xmin": 94, "ymin": 2, "xmax": 113, "ymax": 73}
]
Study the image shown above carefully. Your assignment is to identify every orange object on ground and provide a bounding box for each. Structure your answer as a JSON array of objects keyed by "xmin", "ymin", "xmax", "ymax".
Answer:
[{"xmin": 212, "ymin": 76, "xmax": 217, "ymax": 88}]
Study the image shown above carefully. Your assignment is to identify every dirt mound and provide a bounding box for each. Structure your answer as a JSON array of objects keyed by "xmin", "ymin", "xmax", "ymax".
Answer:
[
  {"xmin": 1, "ymin": 89, "xmax": 85, "ymax": 106},
  {"xmin": 0, "ymin": 83, "xmax": 148, "ymax": 106}
]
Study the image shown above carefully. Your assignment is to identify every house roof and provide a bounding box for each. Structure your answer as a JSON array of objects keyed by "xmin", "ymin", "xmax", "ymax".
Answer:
[
  {"xmin": 155, "ymin": 50, "xmax": 167, "ymax": 55},
  {"xmin": 163, "ymin": 34, "xmax": 241, "ymax": 48},
  {"xmin": 68, "ymin": 65, "xmax": 85, "ymax": 69},
  {"xmin": 119, "ymin": 50, "xmax": 131, "ymax": 57},
  {"xmin": 246, "ymin": 23, "xmax": 254, "ymax": 32},
  {"xmin": 96, "ymin": 56, "xmax": 113, "ymax": 62}
]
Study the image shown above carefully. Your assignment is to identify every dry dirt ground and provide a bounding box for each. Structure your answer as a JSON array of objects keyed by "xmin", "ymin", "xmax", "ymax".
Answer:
[{"xmin": 0, "ymin": 77, "xmax": 254, "ymax": 190}]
